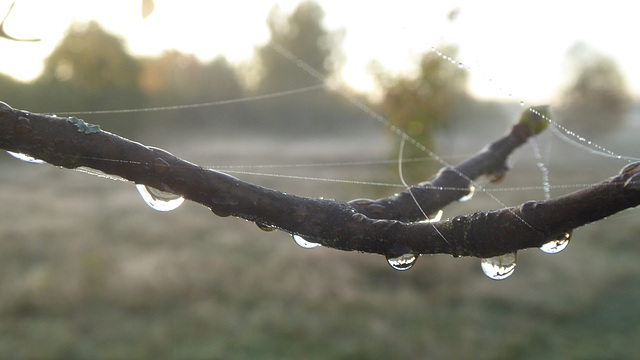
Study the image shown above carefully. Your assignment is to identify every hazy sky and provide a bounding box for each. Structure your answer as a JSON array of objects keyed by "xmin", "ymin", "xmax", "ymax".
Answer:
[{"xmin": 1, "ymin": 0, "xmax": 639, "ymax": 104}]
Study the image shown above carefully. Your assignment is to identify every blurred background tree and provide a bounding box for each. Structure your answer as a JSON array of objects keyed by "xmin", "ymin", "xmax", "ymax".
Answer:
[
  {"xmin": 555, "ymin": 43, "xmax": 632, "ymax": 137},
  {"xmin": 253, "ymin": 0, "xmax": 344, "ymax": 93},
  {"xmin": 35, "ymin": 21, "xmax": 144, "ymax": 115},
  {"xmin": 138, "ymin": 51, "xmax": 246, "ymax": 132},
  {"xmin": 370, "ymin": 45, "xmax": 470, "ymax": 183},
  {"xmin": 247, "ymin": 0, "xmax": 363, "ymax": 134}
]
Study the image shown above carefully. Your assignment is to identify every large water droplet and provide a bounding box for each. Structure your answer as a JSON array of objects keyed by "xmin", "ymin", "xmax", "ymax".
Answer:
[
  {"xmin": 292, "ymin": 234, "xmax": 321, "ymax": 249},
  {"xmin": 540, "ymin": 232, "xmax": 571, "ymax": 254},
  {"xmin": 136, "ymin": 184, "xmax": 184, "ymax": 212},
  {"xmin": 6, "ymin": 151, "xmax": 46, "ymax": 164},
  {"xmin": 458, "ymin": 186, "xmax": 475, "ymax": 202},
  {"xmin": 386, "ymin": 253, "xmax": 418, "ymax": 271},
  {"xmin": 481, "ymin": 252, "xmax": 517, "ymax": 280}
]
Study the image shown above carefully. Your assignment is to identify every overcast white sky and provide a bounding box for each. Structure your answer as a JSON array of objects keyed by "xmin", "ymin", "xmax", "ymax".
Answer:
[{"xmin": 1, "ymin": 0, "xmax": 639, "ymax": 104}]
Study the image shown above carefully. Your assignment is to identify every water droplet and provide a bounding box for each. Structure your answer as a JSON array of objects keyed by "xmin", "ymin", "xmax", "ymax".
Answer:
[
  {"xmin": 256, "ymin": 222, "xmax": 276, "ymax": 232},
  {"xmin": 386, "ymin": 253, "xmax": 418, "ymax": 271},
  {"xmin": 351, "ymin": 212, "xmax": 367, "ymax": 223},
  {"xmin": 520, "ymin": 101, "xmax": 525, "ymax": 107},
  {"xmin": 136, "ymin": 184, "xmax": 184, "ymax": 212},
  {"xmin": 420, "ymin": 209, "xmax": 443, "ymax": 223},
  {"xmin": 481, "ymin": 252, "xmax": 517, "ymax": 280},
  {"xmin": 152, "ymin": 157, "xmax": 170, "ymax": 174},
  {"xmin": 6, "ymin": 151, "xmax": 46, "ymax": 164},
  {"xmin": 457, "ymin": 62, "xmax": 464, "ymax": 69},
  {"xmin": 0, "ymin": 101, "xmax": 12, "ymax": 113},
  {"xmin": 458, "ymin": 186, "xmax": 475, "ymax": 202},
  {"xmin": 292, "ymin": 234, "xmax": 321, "ymax": 249},
  {"xmin": 16, "ymin": 116, "xmax": 32, "ymax": 134},
  {"xmin": 540, "ymin": 232, "xmax": 571, "ymax": 254}
]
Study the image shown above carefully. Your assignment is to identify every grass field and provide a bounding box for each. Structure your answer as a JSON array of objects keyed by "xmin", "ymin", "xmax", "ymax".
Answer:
[{"xmin": 1, "ymin": 123, "xmax": 640, "ymax": 359}]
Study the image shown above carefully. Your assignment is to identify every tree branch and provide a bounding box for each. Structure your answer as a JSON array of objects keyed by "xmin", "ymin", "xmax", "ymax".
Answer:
[{"xmin": 1, "ymin": 101, "xmax": 638, "ymax": 259}]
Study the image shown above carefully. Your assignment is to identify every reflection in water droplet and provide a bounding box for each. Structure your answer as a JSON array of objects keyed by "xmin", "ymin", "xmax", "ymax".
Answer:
[
  {"xmin": 292, "ymin": 234, "xmax": 321, "ymax": 249},
  {"xmin": 256, "ymin": 222, "xmax": 276, "ymax": 232},
  {"xmin": 481, "ymin": 252, "xmax": 516, "ymax": 280},
  {"xmin": 6, "ymin": 151, "xmax": 46, "ymax": 164},
  {"xmin": 458, "ymin": 186, "xmax": 475, "ymax": 202},
  {"xmin": 386, "ymin": 253, "xmax": 418, "ymax": 271},
  {"xmin": 428, "ymin": 210, "xmax": 443, "ymax": 222},
  {"xmin": 136, "ymin": 184, "xmax": 184, "ymax": 212},
  {"xmin": 540, "ymin": 232, "xmax": 571, "ymax": 254}
]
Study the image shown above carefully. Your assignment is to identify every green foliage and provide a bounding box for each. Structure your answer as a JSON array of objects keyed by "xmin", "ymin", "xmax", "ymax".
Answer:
[
  {"xmin": 556, "ymin": 43, "xmax": 632, "ymax": 137},
  {"xmin": 371, "ymin": 45, "xmax": 469, "ymax": 182}
]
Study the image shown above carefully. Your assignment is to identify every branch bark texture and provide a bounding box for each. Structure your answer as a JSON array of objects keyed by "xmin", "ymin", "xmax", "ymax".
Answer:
[{"xmin": 1, "ymin": 101, "xmax": 638, "ymax": 258}]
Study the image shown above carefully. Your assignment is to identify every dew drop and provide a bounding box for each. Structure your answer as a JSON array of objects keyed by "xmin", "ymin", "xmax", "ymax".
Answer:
[
  {"xmin": 520, "ymin": 101, "xmax": 525, "ymax": 107},
  {"xmin": 540, "ymin": 232, "xmax": 571, "ymax": 254},
  {"xmin": 256, "ymin": 222, "xmax": 276, "ymax": 232},
  {"xmin": 135, "ymin": 184, "xmax": 184, "ymax": 212},
  {"xmin": 16, "ymin": 116, "xmax": 32, "ymax": 134},
  {"xmin": 386, "ymin": 253, "xmax": 418, "ymax": 271},
  {"xmin": 152, "ymin": 157, "xmax": 171, "ymax": 174},
  {"xmin": 458, "ymin": 186, "xmax": 475, "ymax": 202},
  {"xmin": 481, "ymin": 252, "xmax": 516, "ymax": 280},
  {"xmin": 292, "ymin": 234, "xmax": 321, "ymax": 249},
  {"xmin": 0, "ymin": 100, "xmax": 12, "ymax": 113},
  {"xmin": 457, "ymin": 62, "xmax": 464, "ymax": 69},
  {"xmin": 430, "ymin": 209, "xmax": 443, "ymax": 222},
  {"xmin": 6, "ymin": 151, "xmax": 46, "ymax": 164},
  {"xmin": 419, "ymin": 209, "xmax": 443, "ymax": 223}
]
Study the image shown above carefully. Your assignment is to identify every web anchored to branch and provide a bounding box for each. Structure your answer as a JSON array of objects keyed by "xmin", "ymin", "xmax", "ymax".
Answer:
[
  {"xmin": 2, "ymin": 42, "xmax": 639, "ymax": 280},
  {"xmin": 2, "ymin": 97, "xmax": 640, "ymax": 281}
]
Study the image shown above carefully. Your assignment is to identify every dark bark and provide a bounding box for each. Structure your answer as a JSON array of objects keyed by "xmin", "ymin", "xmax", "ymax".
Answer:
[{"xmin": 1, "ymin": 100, "xmax": 639, "ymax": 258}]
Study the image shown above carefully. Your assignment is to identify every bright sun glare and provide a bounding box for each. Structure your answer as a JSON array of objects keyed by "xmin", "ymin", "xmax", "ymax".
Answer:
[{"xmin": 1, "ymin": 0, "xmax": 640, "ymax": 103}]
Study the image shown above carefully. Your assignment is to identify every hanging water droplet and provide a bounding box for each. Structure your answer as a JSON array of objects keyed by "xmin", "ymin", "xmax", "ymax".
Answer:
[
  {"xmin": 458, "ymin": 186, "xmax": 475, "ymax": 202},
  {"xmin": 136, "ymin": 184, "xmax": 184, "ymax": 212},
  {"xmin": 256, "ymin": 222, "xmax": 276, "ymax": 232},
  {"xmin": 6, "ymin": 151, "xmax": 46, "ymax": 164},
  {"xmin": 457, "ymin": 62, "xmax": 464, "ymax": 69},
  {"xmin": 481, "ymin": 252, "xmax": 516, "ymax": 280},
  {"xmin": 520, "ymin": 101, "xmax": 525, "ymax": 107},
  {"xmin": 386, "ymin": 253, "xmax": 418, "ymax": 271},
  {"xmin": 292, "ymin": 234, "xmax": 321, "ymax": 249},
  {"xmin": 540, "ymin": 232, "xmax": 571, "ymax": 254},
  {"xmin": 430, "ymin": 209, "xmax": 443, "ymax": 222}
]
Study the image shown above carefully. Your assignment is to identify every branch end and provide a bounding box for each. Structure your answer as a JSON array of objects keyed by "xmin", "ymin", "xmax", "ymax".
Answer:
[{"xmin": 519, "ymin": 105, "xmax": 551, "ymax": 135}]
